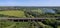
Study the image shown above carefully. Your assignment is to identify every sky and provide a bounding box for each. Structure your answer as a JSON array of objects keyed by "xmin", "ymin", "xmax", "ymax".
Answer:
[{"xmin": 0, "ymin": 0, "xmax": 60, "ymax": 6}]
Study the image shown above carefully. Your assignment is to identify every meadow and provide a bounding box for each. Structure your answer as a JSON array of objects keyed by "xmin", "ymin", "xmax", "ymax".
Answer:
[{"xmin": 0, "ymin": 10, "xmax": 26, "ymax": 18}]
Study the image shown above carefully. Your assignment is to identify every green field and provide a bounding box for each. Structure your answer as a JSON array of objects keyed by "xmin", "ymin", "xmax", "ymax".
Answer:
[
  {"xmin": 0, "ymin": 8, "xmax": 59, "ymax": 18},
  {"xmin": 0, "ymin": 10, "xmax": 26, "ymax": 18},
  {"xmin": 0, "ymin": 19, "xmax": 60, "ymax": 28},
  {"xmin": 0, "ymin": 20, "xmax": 29, "ymax": 28}
]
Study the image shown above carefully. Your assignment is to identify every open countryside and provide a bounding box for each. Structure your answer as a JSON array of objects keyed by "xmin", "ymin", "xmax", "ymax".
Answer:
[{"xmin": 0, "ymin": 7, "xmax": 60, "ymax": 28}]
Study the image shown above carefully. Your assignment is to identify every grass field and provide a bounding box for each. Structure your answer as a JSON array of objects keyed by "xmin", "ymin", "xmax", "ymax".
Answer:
[
  {"xmin": 58, "ymin": 26, "xmax": 60, "ymax": 28},
  {"xmin": 0, "ymin": 20, "xmax": 29, "ymax": 28},
  {"xmin": 0, "ymin": 18, "xmax": 60, "ymax": 28},
  {"xmin": 0, "ymin": 10, "xmax": 26, "ymax": 18}
]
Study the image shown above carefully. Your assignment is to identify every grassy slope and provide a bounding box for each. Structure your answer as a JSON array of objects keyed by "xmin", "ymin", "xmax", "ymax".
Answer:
[
  {"xmin": 0, "ymin": 20, "xmax": 29, "ymax": 28},
  {"xmin": 38, "ymin": 22, "xmax": 53, "ymax": 28},
  {"xmin": 58, "ymin": 26, "xmax": 60, "ymax": 28},
  {"xmin": 0, "ymin": 10, "xmax": 26, "ymax": 18},
  {"xmin": 0, "ymin": 19, "xmax": 60, "ymax": 28}
]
